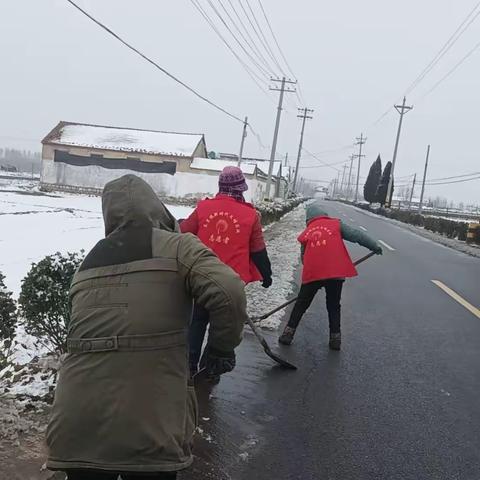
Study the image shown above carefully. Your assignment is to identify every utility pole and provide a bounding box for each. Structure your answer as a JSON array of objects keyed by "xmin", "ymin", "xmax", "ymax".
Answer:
[
  {"xmin": 418, "ymin": 145, "xmax": 431, "ymax": 214},
  {"xmin": 386, "ymin": 96, "xmax": 413, "ymax": 207},
  {"xmin": 354, "ymin": 133, "xmax": 366, "ymax": 202},
  {"xmin": 407, "ymin": 173, "xmax": 416, "ymax": 210},
  {"xmin": 293, "ymin": 107, "xmax": 314, "ymax": 192},
  {"xmin": 284, "ymin": 152, "xmax": 288, "ymax": 167},
  {"xmin": 333, "ymin": 171, "xmax": 341, "ymax": 198},
  {"xmin": 340, "ymin": 164, "xmax": 348, "ymax": 197},
  {"xmin": 347, "ymin": 153, "xmax": 355, "ymax": 200},
  {"xmin": 266, "ymin": 77, "xmax": 296, "ymax": 198},
  {"xmin": 237, "ymin": 116, "xmax": 248, "ymax": 166}
]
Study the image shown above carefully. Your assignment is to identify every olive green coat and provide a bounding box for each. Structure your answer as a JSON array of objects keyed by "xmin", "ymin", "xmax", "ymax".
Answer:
[{"xmin": 47, "ymin": 175, "xmax": 247, "ymax": 473}]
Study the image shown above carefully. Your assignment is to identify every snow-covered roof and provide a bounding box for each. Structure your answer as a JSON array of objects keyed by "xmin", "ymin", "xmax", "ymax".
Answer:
[
  {"xmin": 253, "ymin": 160, "xmax": 282, "ymax": 177},
  {"xmin": 217, "ymin": 153, "xmax": 282, "ymax": 176},
  {"xmin": 43, "ymin": 121, "xmax": 205, "ymax": 157},
  {"xmin": 190, "ymin": 157, "xmax": 256, "ymax": 175}
]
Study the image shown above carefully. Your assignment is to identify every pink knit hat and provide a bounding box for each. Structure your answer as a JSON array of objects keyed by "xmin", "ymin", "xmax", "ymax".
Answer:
[{"xmin": 218, "ymin": 166, "xmax": 248, "ymax": 192}]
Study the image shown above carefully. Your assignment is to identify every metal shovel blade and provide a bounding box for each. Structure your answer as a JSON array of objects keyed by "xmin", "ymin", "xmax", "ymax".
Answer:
[{"xmin": 246, "ymin": 318, "xmax": 297, "ymax": 370}]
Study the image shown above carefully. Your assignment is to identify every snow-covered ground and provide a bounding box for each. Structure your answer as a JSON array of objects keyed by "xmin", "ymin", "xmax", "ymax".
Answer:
[
  {"xmin": 0, "ymin": 177, "xmax": 306, "ymax": 402},
  {"xmin": 0, "ymin": 180, "xmax": 192, "ymax": 295}
]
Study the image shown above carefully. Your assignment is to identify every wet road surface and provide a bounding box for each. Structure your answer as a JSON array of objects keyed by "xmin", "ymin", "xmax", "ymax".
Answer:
[{"xmin": 183, "ymin": 201, "xmax": 480, "ymax": 480}]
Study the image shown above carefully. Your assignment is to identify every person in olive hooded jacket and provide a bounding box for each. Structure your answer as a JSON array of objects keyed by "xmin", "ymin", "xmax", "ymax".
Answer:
[
  {"xmin": 46, "ymin": 175, "xmax": 248, "ymax": 480},
  {"xmin": 279, "ymin": 201, "xmax": 382, "ymax": 350}
]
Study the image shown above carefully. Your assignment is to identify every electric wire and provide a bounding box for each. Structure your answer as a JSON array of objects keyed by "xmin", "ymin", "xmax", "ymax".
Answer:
[
  {"xmin": 65, "ymin": 0, "xmax": 244, "ymax": 123},
  {"xmin": 419, "ymin": 39, "xmax": 480, "ymax": 101},
  {"xmin": 190, "ymin": 0, "xmax": 271, "ymax": 99},
  {"xmin": 244, "ymin": 0, "xmax": 287, "ymax": 75},
  {"xmin": 256, "ymin": 0, "xmax": 306, "ymax": 104},
  {"xmin": 223, "ymin": 0, "xmax": 279, "ymax": 76},
  {"xmin": 405, "ymin": 1, "xmax": 480, "ymax": 95},
  {"xmin": 204, "ymin": 0, "xmax": 272, "ymax": 78}
]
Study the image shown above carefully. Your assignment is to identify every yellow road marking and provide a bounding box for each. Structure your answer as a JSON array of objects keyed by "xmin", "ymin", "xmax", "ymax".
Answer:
[{"xmin": 432, "ymin": 280, "xmax": 480, "ymax": 319}]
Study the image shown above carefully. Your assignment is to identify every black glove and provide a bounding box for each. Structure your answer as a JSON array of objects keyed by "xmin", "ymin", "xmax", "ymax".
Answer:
[
  {"xmin": 373, "ymin": 244, "xmax": 383, "ymax": 255},
  {"xmin": 203, "ymin": 347, "xmax": 236, "ymax": 376},
  {"xmin": 262, "ymin": 276, "xmax": 272, "ymax": 288},
  {"xmin": 250, "ymin": 249, "xmax": 272, "ymax": 287}
]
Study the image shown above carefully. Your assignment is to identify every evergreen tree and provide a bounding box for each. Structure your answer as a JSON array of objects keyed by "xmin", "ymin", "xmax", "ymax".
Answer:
[
  {"xmin": 363, "ymin": 155, "xmax": 382, "ymax": 203},
  {"xmin": 376, "ymin": 161, "xmax": 393, "ymax": 206}
]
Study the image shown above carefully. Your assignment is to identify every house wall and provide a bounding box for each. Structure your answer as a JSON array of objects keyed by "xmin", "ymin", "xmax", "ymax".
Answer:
[{"xmin": 40, "ymin": 144, "xmax": 267, "ymax": 202}]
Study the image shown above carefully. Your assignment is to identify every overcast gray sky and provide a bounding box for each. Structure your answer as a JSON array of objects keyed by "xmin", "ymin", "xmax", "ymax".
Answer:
[{"xmin": 0, "ymin": 0, "xmax": 479, "ymax": 204}]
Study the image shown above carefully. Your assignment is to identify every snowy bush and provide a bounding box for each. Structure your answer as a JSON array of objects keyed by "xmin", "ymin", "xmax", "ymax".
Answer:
[
  {"xmin": 18, "ymin": 251, "xmax": 84, "ymax": 353},
  {"xmin": 0, "ymin": 272, "xmax": 17, "ymax": 368},
  {"xmin": 256, "ymin": 197, "xmax": 306, "ymax": 225}
]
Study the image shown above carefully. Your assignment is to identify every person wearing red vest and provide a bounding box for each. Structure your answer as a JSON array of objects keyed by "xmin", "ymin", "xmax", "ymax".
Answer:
[
  {"xmin": 181, "ymin": 166, "xmax": 272, "ymax": 374},
  {"xmin": 279, "ymin": 201, "xmax": 382, "ymax": 350}
]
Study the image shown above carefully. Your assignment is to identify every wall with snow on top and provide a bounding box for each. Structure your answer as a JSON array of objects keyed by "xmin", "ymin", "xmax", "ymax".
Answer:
[{"xmin": 41, "ymin": 162, "xmax": 264, "ymax": 202}]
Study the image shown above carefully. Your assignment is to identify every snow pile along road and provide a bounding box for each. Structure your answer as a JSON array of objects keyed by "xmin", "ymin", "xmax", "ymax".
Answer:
[{"xmin": 246, "ymin": 204, "xmax": 306, "ymax": 330}]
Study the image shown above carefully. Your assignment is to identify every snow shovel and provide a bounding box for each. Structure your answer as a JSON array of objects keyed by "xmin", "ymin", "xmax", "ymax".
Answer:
[
  {"xmin": 246, "ymin": 317, "xmax": 298, "ymax": 370},
  {"xmin": 247, "ymin": 251, "xmax": 376, "ymax": 369}
]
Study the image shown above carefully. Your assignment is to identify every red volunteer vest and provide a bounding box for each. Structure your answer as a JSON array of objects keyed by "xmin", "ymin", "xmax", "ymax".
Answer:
[
  {"xmin": 298, "ymin": 216, "xmax": 357, "ymax": 284},
  {"xmin": 196, "ymin": 195, "xmax": 262, "ymax": 283}
]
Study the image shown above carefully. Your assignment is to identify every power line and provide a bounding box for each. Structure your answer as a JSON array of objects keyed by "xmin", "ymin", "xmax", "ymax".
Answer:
[
  {"xmin": 426, "ymin": 175, "xmax": 480, "ymax": 185},
  {"xmin": 224, "ymin": 0, "xmax": 278, "ymax": 76},
  {"xmin": 301, "ymin": 147, "xmax": 343, "ymax": 172},
  {"xmin": 236, "ymin": 0, "xmax": 283, "ymax": 78},
  {"xmin": 245, "ymin": 0, "xmax": 286, "ymax": 75},
  {"xmin": 190, "ymin": 0, "xmax": 271, "ymax": 98},
  {"xmin": 405, "ymin": 1, "xmax": 480, "ymax": 95},
  {"xmin": 204, "ymin": 0, "xmax": 272, "ymax": 78},
  {"xmin": 425, "ymin": 170, "xmax": 480, "ymax": 182},
  {"xmin": 303, "ymin": 144, "xmax": 354, "ymax": 157},
  {"xmin": 256, "ymin": 0, "xmax": 306, "ymax": 105},
  {"xmin": 420, "ymin": 39, "xmax": 480, "ymax": 101},
  {"xmin": 256, "ymin": 0, "xmax": 296, "ymax": 82},
  {"xmin": 365, "ymin": 3, "xmax": 480, "ymax": 132},
  {"xmin": 216, "ymin": 0, "xmax": 275, "ymax": 75},
  {"xmin": 65, "ymin": 0, "xmax": 244, "ymax": 123}
]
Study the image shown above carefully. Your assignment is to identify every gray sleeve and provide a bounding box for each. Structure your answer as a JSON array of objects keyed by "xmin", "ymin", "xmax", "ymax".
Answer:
[{"xmin": 340, "ymin": 222, "xmax": 380, "ymax": 252}]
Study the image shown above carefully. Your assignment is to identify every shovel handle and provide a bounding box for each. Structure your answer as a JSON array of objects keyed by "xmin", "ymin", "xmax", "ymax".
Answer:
[{"xmin": 253, "ymin": 250, "xmax": 376, "ymax": 321}]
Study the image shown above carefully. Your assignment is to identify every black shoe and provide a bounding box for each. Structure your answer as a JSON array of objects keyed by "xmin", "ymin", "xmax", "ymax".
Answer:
[
  {"xmin": 329, "ymin": 332, "xmax": 341, "ymax": 351},
  {"xmin": 279, "ymin": 326, "xmax": 296, "ymax": 345}
]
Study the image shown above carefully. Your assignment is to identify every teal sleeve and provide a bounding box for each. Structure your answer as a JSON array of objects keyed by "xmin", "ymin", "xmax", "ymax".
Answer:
[{"xmin": 340, "ymin": 222, "xmax": 380, "ymax": 252}]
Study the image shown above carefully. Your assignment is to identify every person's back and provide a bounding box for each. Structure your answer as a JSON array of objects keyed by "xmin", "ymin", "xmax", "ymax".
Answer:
[
  {"xmin": 46, "ymin": 174, "xmax": 248, "ymax": 480},
  {"xmin": 180, "ymin": 166, "xmax": 272, "ymax": 375},
  {"xmin": 279, "ymin": 201, "xmax": 382, "ymax": 350},
  {"xmin": 195, "ymin": 194, "xmax": 261, "ymax": 283}
]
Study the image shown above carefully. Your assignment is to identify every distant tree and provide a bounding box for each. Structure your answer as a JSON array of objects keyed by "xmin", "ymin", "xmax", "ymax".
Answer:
[
  {"xmin": 376, "ymin": 161, "xmax": 393, "ymax": 206},
  {"xmin": 363, "ymin": 155, "xmax": 382, "ymax": 203}
]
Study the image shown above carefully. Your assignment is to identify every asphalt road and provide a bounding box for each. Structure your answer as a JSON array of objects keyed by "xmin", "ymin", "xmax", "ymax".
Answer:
[{"xmin": 183, "ymin": 201, "xmax": 480, "ymax": 480}]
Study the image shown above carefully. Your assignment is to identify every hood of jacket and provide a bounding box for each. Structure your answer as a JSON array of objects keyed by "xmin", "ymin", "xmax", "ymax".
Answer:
[
  {"xmin": 102, "ymin": 174, "xmax": 179, "ymax": 236},
  {"xmin": 305, "ymin": 201, "xmax": 330, "ymax": 224}
]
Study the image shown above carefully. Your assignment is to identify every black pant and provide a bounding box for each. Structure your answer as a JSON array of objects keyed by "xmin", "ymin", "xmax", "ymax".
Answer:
[
  {"xmin": 66, "ymin": 470, "xmax": 177, "ymax": 479},
  {"xmin": 287, "ymin": 279, "xmax": 344, "ymax": 333},
  {"xmin": 189, "ymin": 304, "xmax": 210, "ymax": 372}
]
